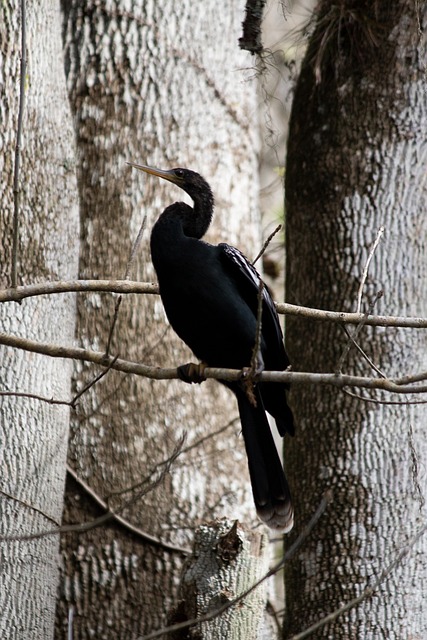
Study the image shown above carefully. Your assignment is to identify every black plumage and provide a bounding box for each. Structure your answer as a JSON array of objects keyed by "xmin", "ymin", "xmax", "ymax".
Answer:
[{"xmin": 129, "ymin": 162, "xmax": 294, "ymax": 531}]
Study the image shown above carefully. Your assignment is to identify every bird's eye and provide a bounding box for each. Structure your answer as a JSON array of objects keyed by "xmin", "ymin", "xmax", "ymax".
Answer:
[{"xmin": 174, "ymin": 169, "xmax": 184, "ymax": 178}]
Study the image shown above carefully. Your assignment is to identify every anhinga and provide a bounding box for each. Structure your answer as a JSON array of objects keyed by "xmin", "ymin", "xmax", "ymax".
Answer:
[{"xmin": 129, "ymin": 162, "xmax": 294, "ymax": 531}]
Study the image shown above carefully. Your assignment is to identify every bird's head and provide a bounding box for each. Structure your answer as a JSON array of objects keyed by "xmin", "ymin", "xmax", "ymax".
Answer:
[{"xmin": 127, "ymin": 162, "xmax": 213, "ymax": 211}]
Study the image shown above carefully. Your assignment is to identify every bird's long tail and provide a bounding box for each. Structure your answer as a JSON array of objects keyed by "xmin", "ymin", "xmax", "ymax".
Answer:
[{"xmin": 235, "ymin": 386, "xmax": 293, "ymax": 532}]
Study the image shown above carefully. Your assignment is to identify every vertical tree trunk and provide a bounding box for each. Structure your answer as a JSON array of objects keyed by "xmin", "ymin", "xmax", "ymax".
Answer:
[
  {"xmin": 0, "ymin": 3, "xmax": 79, "ymax": 638},
  {"xmin": 57, "ymin": 1, "xmax": 264, "ymax": 636},
  {"xmin": 284, "ymin": 1, "xmax": 427, "ymax": 637}
]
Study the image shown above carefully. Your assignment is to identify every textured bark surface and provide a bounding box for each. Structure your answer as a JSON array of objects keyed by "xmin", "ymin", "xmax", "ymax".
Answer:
[
  {"xmin": 176, "ymin": 519, "xmax": 275, "ymax": 639},
  {"xmin": 56, "ymin": 1, "xmax": 265, "ymax": 637},
  {"xmin": 0, "ymin": 2, "xmax": 79, "ymax": 638},
  {"xmin": 284, "ymin": 1, "xmax": 427, "ymax": 638}
]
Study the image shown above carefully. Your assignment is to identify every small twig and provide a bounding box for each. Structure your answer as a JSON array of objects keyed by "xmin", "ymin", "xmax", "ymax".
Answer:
[
  {"xmin": 126, "ymin": 216, "xmax": 147, "ymax": 278},
  {"xmin": 105, "ymin": 295, "xmax": 123, "ymax": 357},
  {"xmin": 177, "ymin": 416, "xmax": 239, "ymax": 457},
  {"xmin": 356, "ymin": 226, "xmax": 384, "ymax": 314},
  {"xmin": 71, "ymin": 355, "xmax": 119, "ymax": 406},
  {"xmin": 244, "ymin": 278, "xmax": 265, "ymax": 405},
  {"xmin": 251, "ymin": 279, "xmax": 264, "ymax": 369},
  {"xmin": 140, "ymin": 325, "xmax": 170, "ymax": 359},
  {"xmin": 11, "ymin": 0, "xmax": 27, "ymax": 288},
  {"xmin": 336, "ymin": 290, "xmax": 383, "ymax": 373},
  {"xmin": 105, "ymin": 217, "xmax": 147, "ymax": 356},
  {"xmin": 1, "ymin": 438, "xmax": 189, "ymax": 555},
  {"xmin": 252, "ymin": 224, "xmax": 282, "ymax": 265},
  {"xmin": 105, "ymin": 432, "xmax": 188, "ymax": 498},
  {"xmin": 0, "ymin": 488, "xmax": 61, "ymax": 526},
  {"xmin": 266, "ymin": 599, "xmax": 283, "ymax": 636},
  {"xmin": 340, "ymin": 325, "xmax": 386, "ymax": 378},
  {"xmin": 0, "ymin": 390, "xmax": 72, "ymax": 406},
  {"xmin": 342, "ymin": 389, "xmax": 427, "ymax": 405},
  {"xmin": 408, "ymin": 421, "xmax": 425, "ymax": 513},
  {"xmin": 66, "ymin": 462, "xmax": 190, "ymax": 555}
]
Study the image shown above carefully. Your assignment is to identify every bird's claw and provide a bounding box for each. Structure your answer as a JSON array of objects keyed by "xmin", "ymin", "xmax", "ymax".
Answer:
[
  {"xmin": 240, "ymin": 355, "xmax": 264, "ymax": 406},
  {"xmin": 240, "ymin": 348, "xmax": 264, "ymax": 381},
  {"xmin": 177, "ymin": 362, "xmax": 207, "ymax": 384},
  {"xmin": 241, "ymin": 368, "xmax": 262, "ymax": 383}
]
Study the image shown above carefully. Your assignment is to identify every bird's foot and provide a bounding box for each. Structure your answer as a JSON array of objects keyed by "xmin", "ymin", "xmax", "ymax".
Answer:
[
  {"xmin": 240, "ymin": 355, "xmax": 264, "ymax": 407},
  {"xmin": 241, "ymin": 349, "xmax": 264, "ymax": 382},
  {"xmin": 177, "ymin": 362, "xmax": 207, "ymax": 384},
  {"xmin": 240, "ymin": 365, "xmax": 262, "ymax": 382}
]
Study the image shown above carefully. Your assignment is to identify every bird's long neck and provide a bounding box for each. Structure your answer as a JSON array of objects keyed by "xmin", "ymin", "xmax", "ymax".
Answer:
[
  {"xmin": 151, "ymin": 176, "xmax": 214, "ymax": 272},
  {"xmin": 186, "ymin": 185, "xmax": 214, "ymax": 239}
]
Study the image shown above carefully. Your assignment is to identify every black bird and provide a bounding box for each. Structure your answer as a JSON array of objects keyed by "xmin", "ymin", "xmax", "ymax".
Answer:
[{"xmin": 129, "ymin": 162, "xmax": 294, "ymax": 531}]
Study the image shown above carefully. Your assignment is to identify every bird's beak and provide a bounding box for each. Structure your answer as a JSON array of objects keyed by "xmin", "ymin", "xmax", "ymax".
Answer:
[{"xmin": 127, "ymin": 161, "xmax": 183, "ymax": 186}]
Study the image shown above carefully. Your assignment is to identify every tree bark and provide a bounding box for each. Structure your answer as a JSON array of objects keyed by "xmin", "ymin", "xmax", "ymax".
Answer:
[
  {"xmin": 0, "ymin": 2, "xmax": 79, "ymax": 639},
  {"xmin": 56, "ymin": 1, "xmax": 265, "ymax": 637},
  {"xmin": 284, "ymin": 1, "xmax": 427, "ymax": 637}
]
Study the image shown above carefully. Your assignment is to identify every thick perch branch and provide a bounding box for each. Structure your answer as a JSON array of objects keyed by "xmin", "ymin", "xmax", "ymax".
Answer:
[{"xmin": 0, "ymin": 331, "xmax": 426, "ymax": 394}]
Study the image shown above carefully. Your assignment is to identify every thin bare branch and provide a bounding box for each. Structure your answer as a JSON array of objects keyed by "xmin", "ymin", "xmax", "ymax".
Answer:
[
  {"xmin": 126, "ymin": 217, "xmax": 147, "ymax": 278},
  {"xmin": 178, "ymin": 416, "xmax": 239, "ymax": 457},
  {"xmin": 71, "ymin": 355, "xmax": 119, "ymax": 406},
  {"xmin": 356, "ymin": 226, "xmax": 384, "ymax": 314},
  {"xmin": 105, "ymin": 432, "xmax": 188, "ymax": 499},
  {"xmin": 252, "ymin": 224, "xmax": 282, "ymax": 265},
  {"xmin": 0, "ymin": 488, "xmax": 60, "ymax": 527},
  {"xmin": 66, "ymin": 464, "xmax": 190, "ymax": 555},
  {"xmin": 342, "ymin": 389, "xmax": 427, "ymax": 405},
  {"xmin": 0, "ymin": 280, "xmax": 158, "ymax": 303},
  {"xmin": 340, "ymin": 325, "xmax": 386, "ymax": 378},
  {"xmin": 0, "ymin": 390, "xmax": 72, "ymax": 406},
  {"xmin": 277, "ymin": 301, "xmax": 427, "ymax": 328},
  {"xmin": 1, "ymin": 438, "xmax": 189, "ymax": 555},
  {"xmin": 408, "ymin": 421, "xmax": 425, "ymax": 513},
  {"xmin": 336, "ymin": 290, "xmax": 383, "ymax": 373},
  {"xmin": 105, "ymin": 295, "xmax": 123, "ymax": 357},
  {"xmin": 105, "ymin": 216, "xmax": 147, "ymax": 356},
  {"xmin": 244, "ymin": 278, "xmax": 265, "ymax": 405},
  {"xmin": 2, "ymin": 279, "xmax": 426, "ymax": 328}
]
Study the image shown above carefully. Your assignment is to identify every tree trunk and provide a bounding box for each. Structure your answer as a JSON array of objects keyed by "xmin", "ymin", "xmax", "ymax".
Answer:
[
  {"xmin": 0, "ymin": 3, "xmax": 79, "ymax": 639},
  {"xmin": 56, "ymin": 1, "xmax": 265, "ymax": 637},
  {"xmin": 284, "ymin": 1, "xmax": 427, "ymax": 637}
]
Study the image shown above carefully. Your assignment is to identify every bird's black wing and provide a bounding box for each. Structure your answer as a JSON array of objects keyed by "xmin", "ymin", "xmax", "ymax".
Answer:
[
  {"xmin": 219, "ymin": 243, "xmax": 294, "ymax": 437},
  {"xmin": 218, "ymin": 243, "xmax": 288, "ymax": 370}
]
